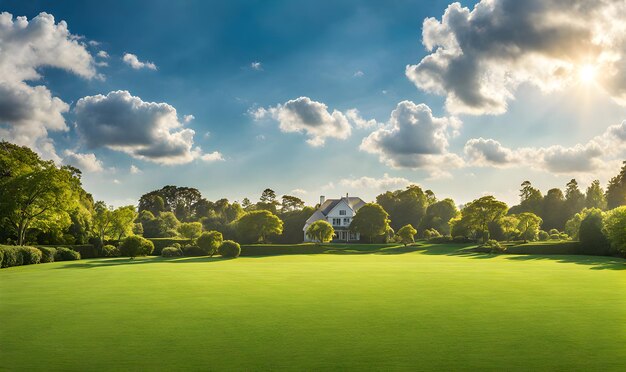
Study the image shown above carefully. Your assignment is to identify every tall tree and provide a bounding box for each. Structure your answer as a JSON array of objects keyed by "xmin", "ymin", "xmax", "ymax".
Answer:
[
  {"xmin": 541, "ymin": 188, "xmax": 567, "ymax": 231},
  {"xmin": 511, "ymin": 181, "xmax": 543, "ymax": 215},
  {"xmin": 280, "ymin": 195, "xmax": 305, "ymax": 213},
  {"xmin": 350, "ymin": 203, "xmax": 391, "ymax": 243},
  {"xmin": 606, "ymin": 161, "xmax": 626, "ymax": 209},
  {"xmin": 110, "ymin": 206, "xmax": 138, "ymax": 240},
  {"xmin": 564, "ymin": 179, "xmax": 585, "ymax": 218},
  {"xmin": 236, "ymin": 210, "xmax": 283, "ymax": 243},
  {"xmin": 585, "ymin": 180, "xmax": 607, "ymax": 210},
  {"xmin": 516, "ymin": 213, "xmax": 542, "ymax": 242},
  {"xmin": 376, "ymin": 185, "xmax": 428, "ymax": 231},
  {"xmin": 460, "ymin": 196, "xmax": 508, "ymax": 242},
  {"xmin": 418, "ymin": 198, "xmax": 458, "ymax": 236}
]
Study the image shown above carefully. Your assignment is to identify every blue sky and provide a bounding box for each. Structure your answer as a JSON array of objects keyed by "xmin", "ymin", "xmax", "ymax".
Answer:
[{"xmin": 2, "ymin": 0, "xmax": 626, "ymax": 207}]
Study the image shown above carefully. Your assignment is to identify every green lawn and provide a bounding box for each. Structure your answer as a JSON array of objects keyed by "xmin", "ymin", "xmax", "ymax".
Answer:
[{"xmin": 1, "ymin": 244, "xmax": 624, "ymax": 371}]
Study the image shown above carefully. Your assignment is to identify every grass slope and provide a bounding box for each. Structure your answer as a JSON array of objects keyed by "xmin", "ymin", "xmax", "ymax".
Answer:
[{"xmin": 1, "ymin": 244, "xmax": 624, "ymax": 371}]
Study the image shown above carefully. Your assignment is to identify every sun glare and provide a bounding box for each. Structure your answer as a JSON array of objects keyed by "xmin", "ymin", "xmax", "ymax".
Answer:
[{"xmin": 579, "ymin": 64, "xmax": 597, "ymax": 84}]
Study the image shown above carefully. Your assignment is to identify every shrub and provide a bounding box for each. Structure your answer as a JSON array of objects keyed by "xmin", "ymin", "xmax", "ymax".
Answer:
[
  {"xmin": 482, "ymin": 239, "xmax": 506, "ymax": 254},
  {"xmin": 37, "ymin": 247, "xmax": 56, "ymax": 263},
  {"xmin": 146, "ymin": 238, "xmax": 191, "ymax": 255},
  {"xmin": 452, "ymin": 236, "xmax": 476, "ymax": 244},
  {"xmin": 55, "ymin": 247, "xmax": 81, "ymax": 261},
  {"xmin": 538, "ymin": 230, "xmax": 549, "ymax": 241},
  {"xmin": 549, "ymin": 233, "xmax": 561, "ymax": 240},
  {"xmin": 423, "ymin": 228, "xmax": 441, "ymax": 240},
  {"xmin": 172, "ymin": 243, "xmax": 181, "ymax": 249},
  {"xmin": 197, "ymin": 231, "xmax": 223, "ymax": 255},
  {"xmin": 548, "ymin": 228, "xmax": 560, "ymax": 235},
  {"xmin": 218, "ymin": 240, "xmax": 241, "ymax": 258},
  {"xmin": 102, "ymin": 245, "xmax": 121, "ymax": 257},
  {"xmin": 21, "ymin": 247, "xmax": 42, "ymax": 265},
  {"xmin": 579, "ymin": 211, "xmax": 610, "ymax": 256},
  {"xmin": 40, "ymin": 245, "xmax": 98, "ymax": 258},
  {"xmin": 182, "ymin": 244, "xmax": 204, "ymax": 256},
  {"xmin": 0, "ymin": 246, "xmax": 22, "ymax": 267},
  {"xmin": 603, "ymin": 206, "xmax": 626, "ymax": 256},
  {"xmin": 0, "ymin": 248, "xmax": 3, "ymax": 267},
  {"xmin": 119, "ymin": 236, "xmax": 154, "ymax": 258},
  {"xmin": 558, "ymin": 233, "xmax": 569, "ymax": 240},
  {"xmin": 161, "ymin": 247, "xmax": 183, "ymax": 257}
]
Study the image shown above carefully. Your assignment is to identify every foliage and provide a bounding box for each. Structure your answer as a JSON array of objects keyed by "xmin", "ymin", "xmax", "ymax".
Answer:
[
  {"xmin": 376, "ymin": 185, "xmax": 428, "ymax": 231},
  {"xmin": 396, "ymin": 224, "xmax": 417, "ymax": 246},
  {"xmin": 0, "ymin": 245, "xmax": 44, "ymax": 267},
  {"xmin": 274, "ymin": 206, "xmax": 316, "ymax": 244},
  {"xmin": 218, "ymin": 240, "xmax": 241, "ymax": 258},
  {"xmin": 161, "ymin": 247, "xmax": 183, "ymax": 257},
  {"xmin": 0, "ymin": 142, "xmax": 81, "ymax": 246},
  {"xmin": 280, "ymin": 195, "xmax": 305, "ymax": 213},
  {"xmin": 538, "ymin": 230, "xmax": 549, "ymax": 241},
  {"xmin": 37, "ymin": 247, "xmax": 56, "ymax": 263},
  {"xmin": 182, "ymin": 244, "xmax": 204, "ymax": 256},
  {"xmin": 236, "ymin": 210, "xmax": 283, "ymax": 243},
  {"xmin": 481, "ymin": 239, "xmax": 506, "ymax": 254},
  {"xmin": 585, "ymin": 180, "xmax": 607, "ymax": 210},
  {"xmin": 177, "ymin": 222, "xmax": 203, "ymax": 240},
  {"xmin": 602, "ymin": 206, "xmax": 626, "ymax": 255},
  {"xmin": 102, "ymin": 245, "xmax": 121, "ymax": 257},
  {"xmin": 418, "ymin": 198, "xmax": 458, "ymax": 236},
  {"xmin": 350, "ymin": 203, "xmax": 391, "ymax": 243},
  {"xmin": 93, "ymin": 203, "xmax": 137, "ymax": 242},
  {"xmin": 196, "ymin": 231, "xmax": 224, "ymax": 255},
  {"xmin": 606, "ymin": 161, "xmax": 626, "ymax": 209},
  {"xmin": 306, "ymin": 220, "xmax": 335, "ymax": 244},
  {"xmin": 119, "ymin": 236, "xmax": 154, "ymax": 258},
  {"xmin": 146, "ymin": 238, "xmax": 192, "ymax": 255},
  {"xmin": 423, "ymin": 228, "xmax": 442, "ymax": 239},
  {"xmin": 578, "ymin": 209, "xmax": 611, "ymax": 256},
  {"xmin": 138, "ymin": 185, "xmax": 203, "ymax": 221},
  {"xmin": 516, "ymin": 213, "xmax": 542, "ymax": 242},
  {"xmin": 54, "ymin": 247, "xmax": 81, "ymax": 261},
  {"xmin": 457, "ymin": 196, "xmax": 508, "ymax": 242}
]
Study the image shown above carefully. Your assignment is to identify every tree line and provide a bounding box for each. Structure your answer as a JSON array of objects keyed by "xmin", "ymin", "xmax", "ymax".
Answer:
[{"xmin": 1, "ymin": 141, "xmax": 626, "ymax": 256}]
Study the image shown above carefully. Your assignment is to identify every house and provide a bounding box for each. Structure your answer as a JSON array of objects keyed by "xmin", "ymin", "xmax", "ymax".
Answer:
[{"xmin": 303, "ymin": 194, "xmax": 366, "ymax": 242}]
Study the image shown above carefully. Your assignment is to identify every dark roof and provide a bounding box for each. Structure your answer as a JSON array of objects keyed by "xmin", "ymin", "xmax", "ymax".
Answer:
[{"xmin": 318, "ymin": 197, "xmax": 365, "ymax": 216}]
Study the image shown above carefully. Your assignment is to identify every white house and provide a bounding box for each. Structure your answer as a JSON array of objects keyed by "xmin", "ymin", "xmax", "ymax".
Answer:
[{"xmin": 303, "ymin": 194, "xmax": 366, "ymax": 242}]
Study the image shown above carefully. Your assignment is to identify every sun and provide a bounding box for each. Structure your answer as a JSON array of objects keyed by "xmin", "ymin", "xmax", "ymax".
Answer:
[{"xmin": 578, "ymin": 64, "xmax": 597, "ymax": 84}]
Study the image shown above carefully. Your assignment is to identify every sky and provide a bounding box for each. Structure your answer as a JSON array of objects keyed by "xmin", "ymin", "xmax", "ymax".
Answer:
[{"xmin": 1, "ymin": 0, "xmax": 626, "ymax": 207}]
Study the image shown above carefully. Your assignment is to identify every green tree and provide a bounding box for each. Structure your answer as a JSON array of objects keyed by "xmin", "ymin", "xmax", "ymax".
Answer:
[
  {"xmin": 396, "ymin": 224, "xmax": 417, "ymax": 246},
  {"xmin": 177, "ymin": 222, "xmax": 203, "ymax": 240},
  {"xmin": 280, "ymin": 195, "xmax": 305, "ymax": 213},
  {"xmin": 460, "ymin": 196, "xmax": 508, "ymax": 242},
  {"xmin": 564, "ymin": 179, "xmax": 585, "ymax": 218},
  {"xmin": 119, "ymin": 235, "xmax": 154, "ymax": 258},
  {"xmin": 306, "ymin": 220, "xmax": 335, "ymax": 244},
  {"xmin": 419, "ymin": 198, "xmax": 458, "ymax": 236},
  {"xmin": 196, "ymin": 231, "xmax": 223, "ymax": 256},
  {"xmin": 579, "ymin": 210, "xmax": 610, "ymax": 255},
  {"xmin": 0, "ymin": 143, "xmax": 81, "ymax": 245},
  {"xmin": 236, "ymin": 210, "xmax": 283, "ymax": 243},
  {"xmin": 515, "ymin": 181, "xmax": 543, "ymax": 215},
  {"xmin": 275, "ymin": 206, "xmax": 316, "ymax": 244},
  {"xmin": 499, "ymin": 215, "xmax": 520, "ymax": 241},
  {"xmin": 350, "ymin": 203, "xmax": 391, "ymax": 243},
  {"xmin": 603, "ymin": 206, "xmax": 626, "ymax": 255},
  {"xmin": 564, "ymin": 208, "xmax": 600, "ymax": 240},
  {"xmin": 159, "ymin": 211, "xmax": 180, "ymax": 236},
  {"xmin": 376, "ymin": 185, "xmax": 428, "ymax": 231},
  {"xmin": 585, "ymin": 180, "xmax": 607, "ymax": 210},
  {"xmin": 257, "ymin": 188, "xmax": 279, "ymax": 214},
  {"xmin": 606, "ymin": 161, "xmax": 626, "ymax": 209},
  {"xmin": 111, "ymin": 206, "xmax": 138, "ymax": 240},
  {"xmin": 516, "ymin": 213, "xmax": 542, "ymax": 242},
  {"xmin": 541, "ymin": 188, "xmax": 567, "ymax": 231}
]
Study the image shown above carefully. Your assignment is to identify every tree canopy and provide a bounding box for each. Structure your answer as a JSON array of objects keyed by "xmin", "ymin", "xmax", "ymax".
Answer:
[{"xmin": 350, "ymin": 203, "xmax": 391, "ymax": 243}]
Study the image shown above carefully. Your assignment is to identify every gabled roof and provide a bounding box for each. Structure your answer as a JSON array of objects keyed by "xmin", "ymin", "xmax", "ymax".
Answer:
[{"xmin": 304, "ymin": 196, "xmax": 366, "ymax": 226}]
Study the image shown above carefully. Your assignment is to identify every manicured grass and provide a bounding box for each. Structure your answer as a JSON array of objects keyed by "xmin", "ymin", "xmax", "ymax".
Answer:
[{"xmin": 1, "ymin": 243, "xmax": 624, "ymax": 371}]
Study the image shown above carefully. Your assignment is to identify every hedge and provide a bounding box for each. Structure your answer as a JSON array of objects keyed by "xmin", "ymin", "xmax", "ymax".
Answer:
[
  {"xmin": 506, "ymin": 241, "xmax": 581, "ymax": 255},
  {"xmin": 239, "ymin": 244, "xmax": 329, "ymax": 256},
  {"xmin": 37, "ymin": 244, "xmax": 98, "ymax": 258},
  {"xmin": 147, "ymin": 238, "xmax": 192, "ymax": 255},
  {"xmin": 0, "ymin": 245, "xmax": 43, "ymax": 268},
  {"xmin": 37, "ymin": 247, "xmax": 57, "ymax": 263}
]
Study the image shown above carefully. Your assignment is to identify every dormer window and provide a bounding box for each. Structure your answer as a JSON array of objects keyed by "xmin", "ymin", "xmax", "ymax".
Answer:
[{"xmin": 339, "ymin": 210, "xmax": 346, "ymax": 215}]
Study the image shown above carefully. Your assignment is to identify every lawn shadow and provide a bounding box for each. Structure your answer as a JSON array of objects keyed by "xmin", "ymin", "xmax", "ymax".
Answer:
[
  {"xmin": 55, "ymin": 256, "xmax": 228, "ymax": 269},
  {"xmin": 504, "ymin": 254, "xmax": 626, "ymax": 271}
]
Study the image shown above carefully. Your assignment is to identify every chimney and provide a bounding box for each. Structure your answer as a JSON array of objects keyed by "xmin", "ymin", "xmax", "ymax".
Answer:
[{"xmin": 320, "ymin": 195, "xmax": 325, "ymax": 205}]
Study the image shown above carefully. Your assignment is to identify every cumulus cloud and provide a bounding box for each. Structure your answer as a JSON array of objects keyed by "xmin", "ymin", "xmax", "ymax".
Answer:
[
  {"xmin": 62, "ymin": 150, "xmax": 104, "ymax": 173},
  {"xmin": 250, "ymin": 61, "xmax": 262, "ymax": 70},
  {"xmin": 74, "ymin": 90, "xmax": 222, "ymax": 165},
  {"xmin": 251, "ymin": 97, "xmax": 352, "ymax": 146},
  {"xmin": 360, "ymin": 101, "xmax": 463, "ymax": 176},
  {"xmin": 97, "ymin": 50, "xmax": 109, "ymax": 58},
  {"xmin": 339, "ymin": 173, "xmax": 414, "ymax": 190},
  {"xmin": 130, "ymin": 165, "xmax": 141, "ymax": 174},
  {"xmin": 406, "ymin": 0, "xmax": 626, "ymax": 115},
  {"xmin": 200, "ymin": 151, "xmax": 224, "ymax": 162},
  {"xmin": 464, "ymin": 121, "xmax": 626, "ymax": 174},
  {"xmin": 291, "ymin": 188, "xmax": 308, "ymax": 195},
  {"xmin": 353, "ymin": 70, "xmax": 364, "ymax": 77},
  {"xmin": 345, "ymin": 109, "xmax": 378, "ymax": 129},
  {"xmin": 0, "ymin": 12, "xmax": 97, "ymax": 161},
  {"xmin": 122, "ymin": 53, "xmax": 157, "ymax": 70}
]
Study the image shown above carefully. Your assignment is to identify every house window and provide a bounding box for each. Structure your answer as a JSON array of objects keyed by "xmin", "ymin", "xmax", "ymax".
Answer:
[
  {"xmin": 339, "ymin": 210, "xmax": 347, "ymax": 215},
  {"xmin": 343, "ymin": 218, "xmax": 350, "ymax": 225},
  {"xmin": 332, "ymin": 218, "xmax": 341, "ymax": 226}
]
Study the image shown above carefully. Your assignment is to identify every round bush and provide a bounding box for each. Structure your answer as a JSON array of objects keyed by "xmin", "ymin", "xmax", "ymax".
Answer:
[
  {"xmin": 538, "ymin": 230, "xmax": 549, "ymax": 241},
  {"xmin": 549, "ymin": 233, "xmax": 561, "ymax": 240},
  {"xmin": 548, "ymin": 229, "xmax": 560, "ymax": 235},
  {"xmin": 55, "ymin": 247, "xmax": 81, "ymax": 261},
  {"xmin": 197, "ymin": 231, "xmax": 223, "ymax": 255},
  {"xmin": 218, "ymin": 240, "xmax": 241, "ymax": 258},
  {"xmin": 0, "ymin": 249, "xmax": 3, "ymax": 267},
  {"xmin": 21, "ymin": 247, "xmax": 42, "ymax": 265},
  {"xmin": 182, "ymin": 244, "xmax": 204, "ymax": 257},
  {"xmin": 482, "ymin": 239, "xmax": 506, "ymax": 254},
  {"xmin": 172, "ymin": 243, "xmax": 182, "ymax": 249},
  {"xmin": 102, "ymin": 245, "xmax": 121, "ymax": 257},
  {"xmin": 579, "ymin": 211, "xmax": 610, "ymax": 256},
  {"xmin": 161, "ymin": 247, "xmax": 183, "ymax": 257},
  {"xmin": 37, "ymin": 247, "xmax": 57, "ymax": 263},
  {"xmin": 119, "ymin": 236, "xmax": 154, "ymax": 258}
]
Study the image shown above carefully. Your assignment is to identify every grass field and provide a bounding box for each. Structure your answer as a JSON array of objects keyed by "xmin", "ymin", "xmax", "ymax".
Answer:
[{"xmin": 1, "ymin": 243, "xmax": 624, "ymax": 371}]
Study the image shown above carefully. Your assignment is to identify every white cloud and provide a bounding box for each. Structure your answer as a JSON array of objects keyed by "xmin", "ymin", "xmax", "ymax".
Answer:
[
  {"xmin": 74, "ymin": 90, "xmax": 221, "ymax": 165},
  {"xmin": 130, "ymin": 165, "xmax": 141, "ymax": 174},
  {"xmin": 200, "ymin": 151, "xmax": 224, "ymax": 162},
  {"xmin": 353, "ymin": 70, "xmax": 364, "ymax": 77},
  {"xmin": 346, "ymin": 109, "xmax": 378, "ymax": 129},
  {"xmin": 122, "ymin": 53, "xmax": 157, "ymax": 70},
  {"xmin": 113, "ymin": 179, "xmax": 121, "ymax": 184},
  {"xmin": 251, "ymin": 61, "xmax": 262, "ymax": 70},
  {"xmin": 62, "ymin": 150, "xmax": 104, "ymax": 173},
  {"xmin": 406, "ymin": 0, "xmax": 626, "ymax": 115},
  {"xmin": 339, "ymin": 173, "xmax": 414, "ymax": 190},
  {"xmin": 97, "ymin": 50, "xmax": 109, "ymax": 58},
  {"xmin": 465, "ymin": 120, "xmax": 626, "ymax": 175},
  {"xmin": 290, "ymin": 188, "xmax": 308, "ymax": 195},
  {"xmin": 360, "ymin": 101, "xmax": 463, "ymax": 176},
  {"xmin": 251, "ymin": 96, "xmax": 352, "ymax": 146},
  {"xmin": 0, "ymin": 12, "xmax": 97, "ymax": 161}
]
